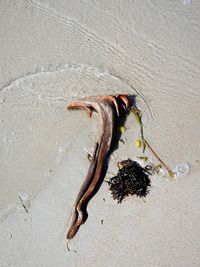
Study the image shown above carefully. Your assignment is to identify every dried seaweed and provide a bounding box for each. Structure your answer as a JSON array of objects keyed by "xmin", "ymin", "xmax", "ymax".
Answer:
[{"xmin": 108, "ymin": 159, "xmax": 151, "ymax": 203}]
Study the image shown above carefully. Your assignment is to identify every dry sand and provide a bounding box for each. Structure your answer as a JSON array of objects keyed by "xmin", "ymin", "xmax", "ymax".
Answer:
[{"xmin": 0, "ymin": 0, "xmax": 200, "ymax": 266}]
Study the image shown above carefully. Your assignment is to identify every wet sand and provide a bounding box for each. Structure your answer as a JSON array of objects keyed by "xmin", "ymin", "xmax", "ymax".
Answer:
[{"xmin": 0, "ymin": 1, "xmax": 200, "ymax": 266}]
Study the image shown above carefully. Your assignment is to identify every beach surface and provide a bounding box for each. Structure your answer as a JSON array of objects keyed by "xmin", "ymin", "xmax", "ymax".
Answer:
[{"xmin": 0, "ymin": 1, "xmax": 200, "ymax": 266}]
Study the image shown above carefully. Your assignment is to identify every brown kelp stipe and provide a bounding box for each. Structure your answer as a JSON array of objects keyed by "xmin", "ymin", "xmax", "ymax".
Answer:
[{"xmin": 66, "ymin": 95, "xmax": 130, "ymax": 240}]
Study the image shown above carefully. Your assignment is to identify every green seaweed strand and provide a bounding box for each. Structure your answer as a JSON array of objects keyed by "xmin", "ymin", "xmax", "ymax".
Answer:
[
  {"xmin": 131, "ymin": 106, "xmax": 146, "ymax": 152},
  {"xmin": 130, "ymin": 106, "xmax": 173, "ymax": 177}
]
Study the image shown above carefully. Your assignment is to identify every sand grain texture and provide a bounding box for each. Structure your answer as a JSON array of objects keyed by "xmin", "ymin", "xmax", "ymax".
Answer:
[{"xmin": 0, "ymin": 0, "xmax": 200, "ymax": 266}]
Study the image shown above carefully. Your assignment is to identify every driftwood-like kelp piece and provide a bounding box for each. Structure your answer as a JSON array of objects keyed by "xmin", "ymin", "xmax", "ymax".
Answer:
[{"xmin": 67, "ymin": 95, "xmax": 129, "ymax": 240}]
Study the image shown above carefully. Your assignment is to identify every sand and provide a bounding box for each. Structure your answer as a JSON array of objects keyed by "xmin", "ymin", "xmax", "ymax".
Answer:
[{"xmin": 0, "ymin": 0, "xmax": 200, "ymax": 266}]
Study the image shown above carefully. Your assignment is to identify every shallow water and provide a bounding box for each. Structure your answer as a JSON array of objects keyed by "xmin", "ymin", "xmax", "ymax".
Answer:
[
  {"xmin": 0, "ymin": 0, "xmax": 200, "ymax": 266},
  {"xmin": 0, "ymin": 62, "xmax": 199, "ymax": 208}
]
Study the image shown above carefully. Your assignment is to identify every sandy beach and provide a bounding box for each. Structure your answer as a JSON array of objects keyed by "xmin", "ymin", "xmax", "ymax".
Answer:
[{"xmin": 0, "ymin": 1, "xmax": 200, "ymax": 266}]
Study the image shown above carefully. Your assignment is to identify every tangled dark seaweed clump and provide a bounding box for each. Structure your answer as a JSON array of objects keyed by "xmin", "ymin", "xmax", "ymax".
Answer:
[{"xmin": 108, "ymin": 159, "xmax": 151, "ymax": 203}]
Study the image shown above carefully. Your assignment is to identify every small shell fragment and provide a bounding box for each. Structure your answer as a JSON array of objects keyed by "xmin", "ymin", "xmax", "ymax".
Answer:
[
  {"xmin": 157, "ymin": 167, "xmax": 167, "ymax": 178},
  {"xmin": 174, "ymin": 163, "xmax": 190, "ymax": 177},
  {"xmin": 19, "ymin": 192, "xmax": 30, "ymax": 213}
]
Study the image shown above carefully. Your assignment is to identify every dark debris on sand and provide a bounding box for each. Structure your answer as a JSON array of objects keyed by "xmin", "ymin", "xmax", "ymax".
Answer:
[{"xmin": 108, "ymin": 159, "xmax": 151, "ymax": 203}]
